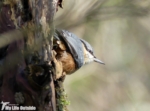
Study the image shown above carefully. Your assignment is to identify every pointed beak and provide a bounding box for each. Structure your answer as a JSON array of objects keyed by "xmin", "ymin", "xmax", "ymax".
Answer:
[{"xmin": 93, "ymin": 58, "xmax": 105, "ymax": 65}]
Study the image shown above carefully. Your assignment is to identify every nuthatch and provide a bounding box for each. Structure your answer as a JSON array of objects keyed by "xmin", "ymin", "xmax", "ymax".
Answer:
[{"xmin": 53, "ymin": 29, "xmax": 104, "ymax": 79}]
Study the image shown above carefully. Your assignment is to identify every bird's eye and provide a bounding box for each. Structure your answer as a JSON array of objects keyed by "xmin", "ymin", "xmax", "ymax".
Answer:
[{"xmin": 89, "ymin": 50, "xmax": 93, "ymax": 54}]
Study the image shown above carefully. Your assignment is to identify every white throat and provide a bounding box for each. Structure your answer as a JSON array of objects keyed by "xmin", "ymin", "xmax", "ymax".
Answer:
[{"xmin": 82, "ymin": 44, "xmax": 94, "ymax": 64}]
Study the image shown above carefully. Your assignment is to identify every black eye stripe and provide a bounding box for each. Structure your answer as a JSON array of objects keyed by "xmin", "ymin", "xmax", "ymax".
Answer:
[
  {"xmin": 80, "ymin": 39, "xmax": 94, "ymax": 55},
  {"xmin": 88, "ymin": 50, "xmax": 93, "ymax": 55}
]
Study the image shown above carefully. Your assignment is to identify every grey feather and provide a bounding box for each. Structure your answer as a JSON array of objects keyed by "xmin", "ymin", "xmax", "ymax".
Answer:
[
  {"xmin": 80, "ymin": 39, "xmax": 94, "ymax": 55},
  {"xmin": 54, "ymin": 29, "xmax": 84, "ymax": 70}
]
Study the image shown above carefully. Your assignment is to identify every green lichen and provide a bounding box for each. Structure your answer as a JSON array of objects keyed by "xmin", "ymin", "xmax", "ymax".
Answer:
[{"xmin": 55, "ymin": 80, "xmax": 70, "ymax": 111}]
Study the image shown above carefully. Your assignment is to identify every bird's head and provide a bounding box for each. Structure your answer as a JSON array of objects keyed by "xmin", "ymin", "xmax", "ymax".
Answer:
[{"xmin": 80, "ymin": 39, "xmax": 105, "ymax": 65}]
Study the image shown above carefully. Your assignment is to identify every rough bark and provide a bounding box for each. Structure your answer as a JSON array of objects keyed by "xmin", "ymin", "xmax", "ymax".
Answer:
[{"xmin": 0, "ymin": 0, "xmax": 65, "ymax": 111}]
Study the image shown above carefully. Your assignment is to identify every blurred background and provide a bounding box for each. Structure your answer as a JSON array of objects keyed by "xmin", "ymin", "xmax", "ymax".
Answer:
[{"xmin": 54, "ymin": 0, "xmax": 150, "ymax": 111}]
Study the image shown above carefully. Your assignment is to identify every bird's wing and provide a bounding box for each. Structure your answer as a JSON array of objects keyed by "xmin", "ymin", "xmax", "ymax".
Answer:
[{"xmin": 54, "ymin": 29, "xmax": 84, "ymax": 69}]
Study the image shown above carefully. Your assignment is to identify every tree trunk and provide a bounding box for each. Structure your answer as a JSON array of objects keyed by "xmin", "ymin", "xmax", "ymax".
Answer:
[{"xmin": 0, "ymin": 0, "xmax": 62, "ymax": 111}]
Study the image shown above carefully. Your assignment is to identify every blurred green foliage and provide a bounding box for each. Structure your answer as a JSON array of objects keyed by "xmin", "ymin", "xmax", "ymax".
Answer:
[{"xmin": 55, "ymin": 0, "xmax": 150, "ymax": 111}]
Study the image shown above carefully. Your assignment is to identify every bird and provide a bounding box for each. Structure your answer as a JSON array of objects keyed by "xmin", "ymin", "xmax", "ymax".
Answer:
[{"xmin": 52, "ymin": 29, "xmax": 104, "ymax": 79}]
